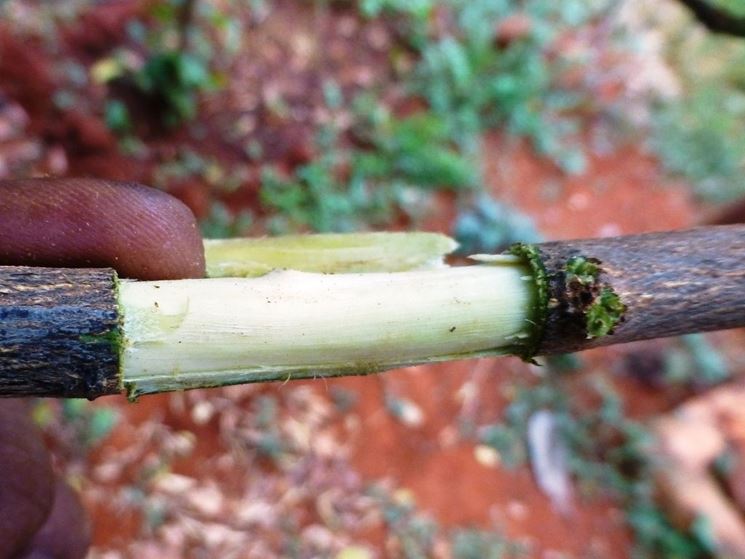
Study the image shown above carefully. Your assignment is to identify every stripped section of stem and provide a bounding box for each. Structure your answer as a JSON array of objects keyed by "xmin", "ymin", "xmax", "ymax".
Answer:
[
  {"xmin": 203, "ymin": 232, "xmax": 458, "ymax": 277},
  {"xmin": 119, "ymin": 263, "xmax": 534, "ymax": 398}
]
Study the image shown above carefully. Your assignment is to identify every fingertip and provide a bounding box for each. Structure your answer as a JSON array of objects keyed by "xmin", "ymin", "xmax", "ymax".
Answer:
[
  {"xmin": 19, "ymin": 480, "xmax": 90, "ymax": 559},
  {"xmin": 0, "ymin": 178, "xmax": 206, "ymax": 280},
  {"xmin": 105, "ymin": 180, "xmax": 206, "ymax": 279},
  {"xmin": 0, "ymin": 401, "xmax": 55, "ymax": 559}
]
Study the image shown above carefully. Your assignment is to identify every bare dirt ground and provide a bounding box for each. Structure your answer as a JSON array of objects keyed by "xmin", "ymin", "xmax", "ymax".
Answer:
[{"xmin": 2, "ymin": 1, "xmax": 744, "ymax": 557}]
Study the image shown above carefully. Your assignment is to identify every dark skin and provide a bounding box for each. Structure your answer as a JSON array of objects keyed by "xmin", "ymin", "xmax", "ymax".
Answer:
[{"xmin": 0, "ymin": 178, "xmax": 206, "ymax": 558}]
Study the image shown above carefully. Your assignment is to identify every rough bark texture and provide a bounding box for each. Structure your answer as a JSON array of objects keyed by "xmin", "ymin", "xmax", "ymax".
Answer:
[
  {"xmin": 0, "ymin": 266, "xmax": 121, "ymax": 398},
  {"xmin": 529, "ymin": 225, "xmax": 745, "ymax": 355}
]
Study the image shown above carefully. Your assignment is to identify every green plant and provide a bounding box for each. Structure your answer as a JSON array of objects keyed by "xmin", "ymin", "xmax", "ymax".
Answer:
[
  {"xmin": 405, "ymin": 0, "xmax": 605, "ymax": 172},
  {"xmin": 133, "ymin": 50, "xmax": 216, "ymax": 127},
  {"xmin": 252, "ymin": 395, "xmax": 288, "ymax": 461},
  {"xmin": 199, "ymin": 202, "xmax": 253, "ymax": 239},
  {"xmin": 359, "ymin": 0, "xmax": 435, "ymax": 47},
  {"xmin": 381, "ymin": 496, "xmax": 438, "ymax": 559},
  {"xmin": 59, "ymin": 399, "xmax": 120, "ymax": 450},
  {"xmin": 652, "ymin": 86, "xmax": 745, "ymax": 202},
  {"xmin": 371, "ymin": 487, "xmax": 526, "ymax": 559},
  {"xmin": 102, "ymin": 0, "xmax": 237, "ymax": 129},
  {"xmin": 662, "ymin": 334, "xmax": 729, "ymax": 388},
  {"xmin": 104, "ymin": 99, "xmax": 132, "ymax": 134},
  {"xmin": 452, "ymin": 528, "xmax": 527, "ymax": 559},
  {"xmin": 453, "ymin": 194, "xmax": 542, "ymax": 254},
  {"xmin": 353, "ymin": 106, "xmax": 479, "ymax": 189},
  {"xmin": 260, "ymin": 158, "xmax": 366, "ymax": 234},
  {"xmin": 478, "ymin": 375, "xmax": 713, "ymax": 558},
  {"xmin": 360, "ymin": 0, "xmax": 435, "ymax": 19},
  {"xmin": 261, "ymin": 99, "xmax": 477, "ymax": 233},
  {"xmin": 649, "ymin": 11, "xmax": 745, "ymax": 202},
  {"xmin": 571, "ymin": 388, "xmax": 713, "ymax": 558},
  {"xmin": 479, "ymin": 381, "xmax": 563, "ymax": 468},
  {"xmin": 260, "ymin": 0, "xmax": 617, "ymax": 232}
]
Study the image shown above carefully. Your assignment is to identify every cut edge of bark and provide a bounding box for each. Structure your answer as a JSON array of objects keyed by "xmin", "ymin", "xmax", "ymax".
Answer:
[{"xmin": 509, "ymin": 243, "xmax": 627, "ymax": 361}]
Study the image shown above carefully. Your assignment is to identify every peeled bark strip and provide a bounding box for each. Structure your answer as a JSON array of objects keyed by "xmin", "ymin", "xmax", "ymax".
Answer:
[
  {"xmin": 515, "ymin": 225, "xmax": 745, "ymax": 356},
  {"xmin": 0, "ymin": 266, "xmax": 121, "ymax": 398}
]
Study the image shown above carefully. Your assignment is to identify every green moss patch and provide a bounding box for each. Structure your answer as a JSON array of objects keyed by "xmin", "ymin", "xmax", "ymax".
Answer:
[
  {"xmin": 565, "ymin": 255, "xmax": 600, "ymax": 286},
  {"xmin": 508, "ymin": 243, "xmax": 550, "ymax": 362},
  {"xmin": 585, "ymin": 287, "xmax": 626, "ymax": 338}
]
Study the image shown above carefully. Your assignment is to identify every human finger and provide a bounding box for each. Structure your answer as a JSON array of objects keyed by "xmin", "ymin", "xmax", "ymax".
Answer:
[{"xmin": 0, "ymin": 178, "xmax": 205, "ymax": 279}]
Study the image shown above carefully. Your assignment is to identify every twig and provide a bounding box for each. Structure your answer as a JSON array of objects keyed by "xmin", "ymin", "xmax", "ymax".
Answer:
[
  {"xmin": 1, "ymin": 227, "xmax": 744, "ymax": 399},
  {"xmin": 675, "ymin": 0, "xmax": 745, "ymax": 37}
]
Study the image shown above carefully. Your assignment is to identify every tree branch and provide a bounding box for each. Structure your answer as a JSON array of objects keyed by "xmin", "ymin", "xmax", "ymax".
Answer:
[{"xmin": 676, "ymin": 0, "xmax": 745, "ymax": 37}]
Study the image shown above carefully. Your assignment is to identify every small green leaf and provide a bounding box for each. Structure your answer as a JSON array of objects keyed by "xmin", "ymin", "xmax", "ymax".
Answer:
[{"xmin": 586, "ymin": 288, "xmax": 625, "ymax": 338}]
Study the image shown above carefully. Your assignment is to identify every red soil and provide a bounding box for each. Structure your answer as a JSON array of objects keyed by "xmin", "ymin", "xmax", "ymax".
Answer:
[{"xmin": 0, "ymin": 2, "xmax": 724, "ymax": 556}]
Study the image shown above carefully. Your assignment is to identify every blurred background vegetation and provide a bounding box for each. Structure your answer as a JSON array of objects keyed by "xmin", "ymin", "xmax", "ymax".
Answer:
[{"xmin": 3, "ymin": 0, "xmax": 745, "ymax": 557}]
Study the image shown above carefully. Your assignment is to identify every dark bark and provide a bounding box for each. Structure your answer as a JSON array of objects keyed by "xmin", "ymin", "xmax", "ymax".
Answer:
[
  {"xmin": 708, "ymin": 196, "xmax": 745, "ymax": 225},
  {"xmin": 0, "ymin": 266, "xmax": 121, "ymax": 398},
  {"xmin": 676, "ymin": 0, "xmax": 745, "ymax": 37},
  {"xmin": 177, "ymin": 0, "xmax": 198, "ymax": 52},
  {"xmin": 523, "ymin": 225, "xmax": 745, "ymax": 355}
]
